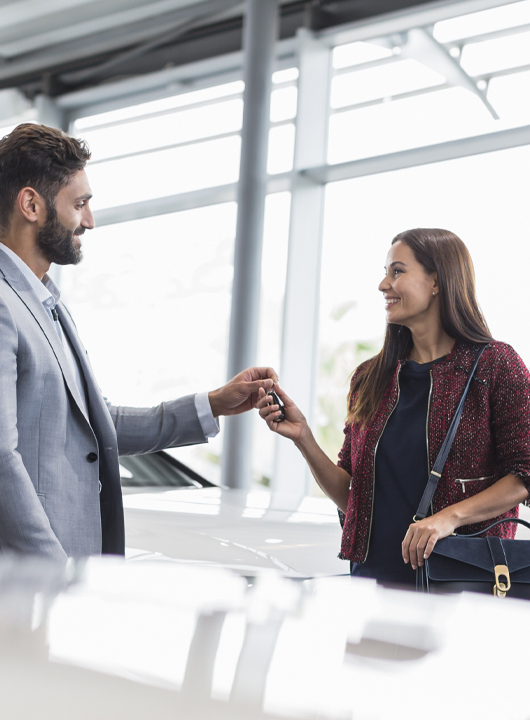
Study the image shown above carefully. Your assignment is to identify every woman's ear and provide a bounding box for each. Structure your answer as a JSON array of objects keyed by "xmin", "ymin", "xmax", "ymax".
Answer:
[
  {"xmin": 17, "ymin": 187, "xmax": 46, "ymax": 224},
  {"xmin": 432, "ymin": 274, "xmax": 439, "ymax": 295}
]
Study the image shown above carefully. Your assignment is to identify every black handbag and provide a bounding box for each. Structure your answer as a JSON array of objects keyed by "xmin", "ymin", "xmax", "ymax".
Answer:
[
  {"xmin": 417, "ymin": 517, "xmax": 530, "ymax": 598},
  {"xmin": 415, "ymin": 345, "xmax": 530, "ymax": 599}
]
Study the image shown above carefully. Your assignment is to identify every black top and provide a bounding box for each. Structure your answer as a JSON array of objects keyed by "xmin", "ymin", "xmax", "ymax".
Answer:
[{"xmin": 351, "ymin": 359, "xmax": 434, "ymax": 586}]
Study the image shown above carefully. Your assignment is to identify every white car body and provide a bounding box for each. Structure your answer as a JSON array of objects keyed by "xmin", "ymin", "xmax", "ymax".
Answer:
[
  {"xmin": 123, "ymin": 484, "xmax": 347, "ymax": 577},
  {"xmin": 120, "ymin": 451, "xmax": 530, "ymax": 577}
]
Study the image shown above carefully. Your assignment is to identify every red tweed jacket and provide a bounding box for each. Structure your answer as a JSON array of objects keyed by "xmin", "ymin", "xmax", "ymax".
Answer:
[{"xmin": 338, "ymin": 341, "xmax": 530, "ymax": 563}]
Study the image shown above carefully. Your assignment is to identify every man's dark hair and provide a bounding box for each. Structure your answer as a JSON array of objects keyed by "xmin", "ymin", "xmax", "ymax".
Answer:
[{"xmin": 0, "ymin": 123, "xmax": 91, "ymax": 232}]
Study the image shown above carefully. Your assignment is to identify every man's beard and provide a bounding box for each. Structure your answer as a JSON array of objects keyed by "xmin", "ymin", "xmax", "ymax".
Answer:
[{"xmin": 36, "ymin": 203, "xmax": 84, "ymax": 266}]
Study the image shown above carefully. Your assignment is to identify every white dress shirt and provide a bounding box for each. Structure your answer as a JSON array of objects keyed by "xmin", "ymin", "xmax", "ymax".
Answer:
[{"xmin": 0, "ymin": 243, "xmax": 219, "ymax": 438}]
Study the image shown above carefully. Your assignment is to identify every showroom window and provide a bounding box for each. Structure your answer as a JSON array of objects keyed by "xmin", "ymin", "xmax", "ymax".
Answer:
[
  {"xmin": 71, "ymin": 69, "xmax": 297, "ymax": 211},
  {"xmin": 328, "ymin": 2, "xmax": 530, "ymax": 164},
  {"xmin": 60, "ymin": 195, "xmax": 290, "ymax": 485},
  {"xmin": 56, "ymin": 0, "xmax": 530, "ymax": 490},
  {"xmin": 62, "ymin": 74, "xmax": 294, "ymax": 483},
  {"xmin": 317, "ymin": 0, "xmax": 530, "ymax": 462}
]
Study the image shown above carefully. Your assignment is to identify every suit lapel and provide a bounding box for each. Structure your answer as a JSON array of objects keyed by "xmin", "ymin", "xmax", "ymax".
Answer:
[
  {"xmin": 56, "ymin": 303, "xmax": 99, "ymax": 397},
  {"xmin": 56, "ymin": 303, "xmax": 117, "ymax": 443},
  {"xmin": 0, "ymin": 254, "xmax": 89, "ymax": 423}
]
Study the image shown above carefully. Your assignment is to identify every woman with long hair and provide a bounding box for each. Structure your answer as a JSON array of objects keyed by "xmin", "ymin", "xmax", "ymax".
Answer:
[{"xmin": 257, "ymin": 228, "xmax": 530, "ymax": 586}]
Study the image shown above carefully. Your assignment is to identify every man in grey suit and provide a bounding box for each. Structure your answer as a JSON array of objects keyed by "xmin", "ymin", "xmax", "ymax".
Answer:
[{"xmin": 0, "ymin": 123, "xmax": 277, "ymax": 561}]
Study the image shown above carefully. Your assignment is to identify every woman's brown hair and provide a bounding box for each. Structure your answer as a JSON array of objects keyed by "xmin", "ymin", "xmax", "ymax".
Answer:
[{"xmin": 347, "ymin": 228, "xmax": 493, "ymax": 425}]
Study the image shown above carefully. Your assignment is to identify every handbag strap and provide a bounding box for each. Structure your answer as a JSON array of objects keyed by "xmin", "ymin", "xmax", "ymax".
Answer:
[
  {"xmin": 414, "ymin": 344, "xmax": 489, "ymax": 521},
  {"xmin": 459, "ymin": 516, "xmax": 530, "ymax": 537}
]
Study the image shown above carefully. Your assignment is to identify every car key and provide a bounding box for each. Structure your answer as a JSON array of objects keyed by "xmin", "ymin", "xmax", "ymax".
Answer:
[{"xmin": 267, "ymin": 390, "xmax": 285, "ymax": 422}]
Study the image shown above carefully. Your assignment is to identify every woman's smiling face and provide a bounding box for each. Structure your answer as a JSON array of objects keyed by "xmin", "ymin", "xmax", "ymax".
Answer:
[{"xmin": 379, "ymin": 240, "xmax": 438, "ymax": 327}]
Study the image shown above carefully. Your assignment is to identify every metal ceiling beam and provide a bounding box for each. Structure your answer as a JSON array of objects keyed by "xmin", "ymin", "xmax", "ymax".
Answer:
[
  {"xmin": 47, "ymin": 0, "xmax": 520, "ymax": 113},
  {"xmin": 0, "ymin": 0, "xmax": 101, "ymax": 30},
  {"xmin": 59, "ymin": 51, "xmax": 246, "ymax": 114},
  {"xmin": 393, "ymin": 27, "xmax": 499, "ymax": 119},
  {"xmin": 57, "ymin": 38, "xmax": 297, "ymax": 120},
  {"xmin": 63, "ymin": 24, "xmax": 247, "ymax": 95},
  {"xmin": 317, "ymin": 0, "xmax": 524, "ymax": 47},
  {"xmin": 92, "ymin": 173, "xmax": 291, "ymax": 227},
  {"xmin": 303, "ymin": 124, "xmax": 530, "ymax": 184},
  {"xmin": 0, "ymin": 1, "xmax": 214, "ymax": 57},
  {"xmin": 61, "ymin": 0, "xmax": 243, "ymax": 86},
  {"xmin": 93, "ymin": 185, "xmax": 239, "ymax": 227},
  {"xmin": 91, "ymin": 123, "xmax": 530, "ymax": 228},
  {"xmin": 0, "ymin": 0, "xmax": 242, "ymax": 85},
  {"xmin": 0, "ymin": 0, "xmax": 509, "ymax": 96}
]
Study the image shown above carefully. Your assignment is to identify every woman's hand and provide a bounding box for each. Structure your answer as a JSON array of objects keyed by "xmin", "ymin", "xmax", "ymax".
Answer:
[
  {"xmin": 257, "ymin": 384, "xmax": 352, "ymax": 511},
  {"xmin": 402, "ymin": 509, "xmax": 458, "ymax": 570},
  {"xmin": 402, "ymin": 474, "xmax": 530, "ymax": 570},
  {"xmin": 256, "ymin": 384, "xmax": 310, "ymax": 445}
]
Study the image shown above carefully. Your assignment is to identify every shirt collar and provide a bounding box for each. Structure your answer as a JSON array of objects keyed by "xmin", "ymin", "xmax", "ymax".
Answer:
[{"xmin": 0, "ymin": 242, "xmax": 60, "ymax": 307}]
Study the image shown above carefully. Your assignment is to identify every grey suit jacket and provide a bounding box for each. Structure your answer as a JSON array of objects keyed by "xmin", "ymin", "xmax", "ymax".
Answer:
[{"xmin": 0, "ymin": 249, "xmax": 207, "ymax": 560}]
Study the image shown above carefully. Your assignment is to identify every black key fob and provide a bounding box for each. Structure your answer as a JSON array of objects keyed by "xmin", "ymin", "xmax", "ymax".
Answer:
[{"xmin": 267, "ymin": 390, "xmax": 285, "ymax": 422}]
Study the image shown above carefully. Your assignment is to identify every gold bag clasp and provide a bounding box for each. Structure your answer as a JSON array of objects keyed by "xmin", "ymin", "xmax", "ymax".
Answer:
[{"xmin": 493, "ymin": 564, "xmax": 511, "ymax": 598}]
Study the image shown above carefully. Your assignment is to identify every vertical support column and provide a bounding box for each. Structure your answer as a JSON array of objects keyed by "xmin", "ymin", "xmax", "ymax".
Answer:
[
  {"xmin": 35, "ymin": 95, "xmax": 68, "ymax": 131},
  {"xmin": 221, "ymin": 0, "xmax": 279, "ymax": 489},
  {"xmin": 271, "ymin": 29, "xmax": 332, "ymax": 496}
]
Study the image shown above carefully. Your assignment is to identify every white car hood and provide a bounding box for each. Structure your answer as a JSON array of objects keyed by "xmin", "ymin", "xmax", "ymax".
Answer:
[{"xmin": 123, "ymin": 486, "xmax": 346, "ymax": 577}]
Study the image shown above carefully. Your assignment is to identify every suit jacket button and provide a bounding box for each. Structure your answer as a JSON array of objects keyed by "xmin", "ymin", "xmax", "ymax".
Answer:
[{"xmin": 86, "ymin": 452, "xmax": 98, "ymax": 463}]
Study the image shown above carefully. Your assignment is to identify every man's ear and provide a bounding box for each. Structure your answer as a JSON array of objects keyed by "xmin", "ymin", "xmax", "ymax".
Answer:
[{"xmin": 17, "ymin": 187, "xmax": 46, "ymax": 224}]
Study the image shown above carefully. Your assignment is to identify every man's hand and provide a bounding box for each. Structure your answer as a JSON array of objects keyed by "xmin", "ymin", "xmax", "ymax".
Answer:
[{"xmin": 208, "ymin": 367, "xmax": 278, "ymax": 417}]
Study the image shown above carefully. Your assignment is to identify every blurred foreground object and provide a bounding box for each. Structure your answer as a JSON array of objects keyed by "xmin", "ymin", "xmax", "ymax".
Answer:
[{"xmin": 1, "ymin": 555, "xmax": 530, "ymax": 719}]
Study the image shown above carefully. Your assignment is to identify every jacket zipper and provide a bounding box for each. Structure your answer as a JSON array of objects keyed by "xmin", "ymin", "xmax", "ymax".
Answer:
[
  {"xmin": 364, "ymin": 365, "xmax": 401, "ymax": 562},
  {"xmin": 426, "ymin": 369, "xmax": 434, "ymax": 515},
  {"xmin": 455, "ymin": 476, "xmax": 493, "ymax": 493}
]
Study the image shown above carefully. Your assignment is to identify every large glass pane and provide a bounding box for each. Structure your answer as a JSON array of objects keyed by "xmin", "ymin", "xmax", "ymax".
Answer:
[
  {"xmin": 460, "ymin": 29, "xmax": 530, "ymax": 76},
  {"xmin": 331, "ymin": 59, "xmax": 445, "ymax": 109},
  {"xmin": 328, "ymin": 87, "xmax": 494, "ymax": 164},
  {"xmin": 328, "ymin": 4, "xmax": 530, "ymax": 161},
  {"xmin": 488, "ymin": 68, "xmax": 530, "ymax": 119},
  {"xmin": 59, "ymin": 193, "xmax": 290, "ymax": 485},
  {"xmin": 82, "ymin": 99, "xmax": 244, "ymax": 162},
  {"xmin": 270, "ymin": 86, "xmax": 298, "ymax": 122},
  {"xmin": 333, "ymin": 41, "xmax": 393, "ymax": 69},
  {"xmin": 74, "ymin": 70, "xmax": 297, "ymax": 133},
  {"xmin": 317, "ymin": 145, "xmax": 530, "ymax": 462},
  {"xmin": 272, "ymin": 68, "xmax": 299, "ymax": 83},
  {"xmin": 74, "ymin": 81, "xmax": 245, "ymax": 130},
  {"xmin": 60, "ymin": 204, "xmax": 237, "ymax": 407},
  {"xmin": 433, "ymin": 1, "xmax": 530, "ymax": 43},
  {"xmin": 88, "ymin": 135, "xmax": 241, "ymax": 211},
  {"xmin": 74, "ymin": 70, "xmax": 298, "ymax": 212},
  {"xmin": 267, "ymin": 124, "xmax": 295, "ymax": 174},
  {"xmin": 59, "ymin": 204, "xmax": 237, "ymax": 481}
]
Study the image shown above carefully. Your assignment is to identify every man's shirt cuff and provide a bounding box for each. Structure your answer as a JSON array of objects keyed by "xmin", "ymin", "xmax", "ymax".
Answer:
[{"xmin": 194, "ymin": 392, "xmax": 220, "ymax": 438}]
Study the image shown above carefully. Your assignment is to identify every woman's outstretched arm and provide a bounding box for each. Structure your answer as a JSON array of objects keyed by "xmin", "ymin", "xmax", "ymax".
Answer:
[{"xmin": 256, "ymin": 385, "xmax": 351, "ymax": 512}]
